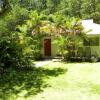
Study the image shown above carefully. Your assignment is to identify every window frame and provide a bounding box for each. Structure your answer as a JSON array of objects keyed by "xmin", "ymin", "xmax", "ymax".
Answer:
[{"xmin": 84, "ymin": 36, "xmax": 99, "ymax": 46}]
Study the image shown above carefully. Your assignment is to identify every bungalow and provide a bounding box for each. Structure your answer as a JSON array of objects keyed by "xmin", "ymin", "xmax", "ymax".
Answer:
[
  {"xmin": 41, "ymin": 36, "xmax": 60, "ymax": 58},
  {"xmin": 41, "ymin": 19, "xmax": 100, "ymax": 61},
  {"xmin": 82, "ymin": 19, "xmax": 100, "ymax": 61}
]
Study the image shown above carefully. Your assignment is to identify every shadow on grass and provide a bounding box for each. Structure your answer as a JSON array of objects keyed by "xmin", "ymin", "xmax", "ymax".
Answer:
[{"xmin": 0, "ymin": 67, "xmax": 67, "ymax": 100}]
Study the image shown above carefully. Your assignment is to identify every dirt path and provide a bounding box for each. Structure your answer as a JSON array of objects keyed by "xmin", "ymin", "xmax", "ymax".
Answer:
[
  {"xmin": 34, "ymin": 58, "xmax": 62, "ymax": 67},
  {"xmin": 34, "ymin": 59, "xmax": 52, "ymax": 67}
]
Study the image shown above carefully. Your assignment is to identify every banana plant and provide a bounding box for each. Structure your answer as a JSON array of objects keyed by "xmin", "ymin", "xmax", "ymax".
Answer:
[
  {"xmin": 64, "ymin": 17, "xmax": 86, "ymax": 57},
  {"xmin": 26, "ymin": 11, "xmax": 47, "ymax": 35}
]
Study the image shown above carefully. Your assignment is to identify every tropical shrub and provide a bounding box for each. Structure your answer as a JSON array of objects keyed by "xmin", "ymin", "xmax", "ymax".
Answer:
[
  {"xmin": 53, "ymin": 16, "xmax": 85, "ymax": 59},
  {"xmin": 0, "ymin": 6, "xmax": 32, "ymax": 69}
]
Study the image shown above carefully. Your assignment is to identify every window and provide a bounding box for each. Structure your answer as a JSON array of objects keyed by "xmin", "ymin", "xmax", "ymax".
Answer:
[
  {"xmin": 84, "ymin": 39, "xmax": 90, "ymax": 46},
  {"xmin": 84, "ymin": 36, "xmax": 99, "ymax": 46}
]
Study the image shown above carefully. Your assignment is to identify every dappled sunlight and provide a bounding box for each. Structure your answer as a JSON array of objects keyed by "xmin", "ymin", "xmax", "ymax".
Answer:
[
  {"xmin": 0, "ymin": 66, "xmax": 67, "ymax": 100},
  {"xmin": 44, "ymin": 61, "xmax": 68, "ymax": 69},
  {"xmin": 1, "ymin": 62, "xmax": 100, "ymax": 100},
  {"xmin": 33, "ymin": 62, "xmax": 100, "ymax": 100}
]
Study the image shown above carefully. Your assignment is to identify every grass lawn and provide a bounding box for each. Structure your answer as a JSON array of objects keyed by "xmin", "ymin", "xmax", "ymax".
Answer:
[{"xmin": 0, "ymin": 61, "xmax": 100, "ymax": 100}]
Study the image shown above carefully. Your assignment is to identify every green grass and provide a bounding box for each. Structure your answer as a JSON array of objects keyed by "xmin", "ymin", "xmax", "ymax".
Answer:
[
  {"xmin": 1, "ymin": 62, "xmax": 100, "ymax": 100},
  {"xmin": 33, "ymin": 62, "xmax": 100, "ymax": 100}
]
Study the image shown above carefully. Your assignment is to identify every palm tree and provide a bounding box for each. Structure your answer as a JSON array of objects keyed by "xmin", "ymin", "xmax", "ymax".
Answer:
[
  {"xmin": 64, "ymin": 17, "xmax": 86, "ymax": 57},
  {"xmin": 49, "ymin": 14, "xmax": 68, "ymax": 58},
  {"xmin": 52, "ymin": 16, "xmax": 86, "ymax": 59}
]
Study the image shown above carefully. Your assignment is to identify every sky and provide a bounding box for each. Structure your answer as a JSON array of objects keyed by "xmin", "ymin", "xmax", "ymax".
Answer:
[{"xmin": 0, "ymin": 0, "xmax": 3, "ymax": 7}]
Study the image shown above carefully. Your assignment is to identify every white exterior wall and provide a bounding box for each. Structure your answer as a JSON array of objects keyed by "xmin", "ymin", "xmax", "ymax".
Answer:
[
  {"xmin": 84, "ymin": 34, "xmax": 100, "ymax": 58},
  {"xmin": 41, "ymin": 36, "xmax": 60, "ymax": 57}
]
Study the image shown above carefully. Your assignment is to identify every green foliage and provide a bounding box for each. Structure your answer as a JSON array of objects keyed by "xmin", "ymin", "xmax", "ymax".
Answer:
[
  {"xmin": 0, "ymin": 64, "xmax": 66, "ymax": 99},
  {"xmin": 0, "ymin": 0, "xmax": 10, "ymax": 15},
  {"xmin": 18, "ymin": 11, "xmax": 47, "ymax": 60},
  {"xmin": 52, "ymin": 16, "xmax": 85, "ymax": 59},
  {"xmin": 0, "ymin": 1, "xmax": 92, "ymax": 68},
  {"xmin": 0, "ymin": 30, "xmax": 33, "ymax": 68},
  {"xmin": 0, "ymin": 5, "xmax": 32, "ymax": 69},
  {"xmin": 1, "ymin": 0, "xmax": 100, "ymax": 23},
  {"xmin": 90, "ymin": 12, "xmax": 100, "ymax": 24}
]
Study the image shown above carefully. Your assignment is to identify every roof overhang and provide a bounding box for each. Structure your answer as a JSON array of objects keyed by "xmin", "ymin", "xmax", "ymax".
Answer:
[{"xmin": 82, "ymin": 20, "xmax": 100, "ymax": 35}]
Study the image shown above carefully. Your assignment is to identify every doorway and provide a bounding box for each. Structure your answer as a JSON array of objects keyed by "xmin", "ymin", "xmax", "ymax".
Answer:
[{"xmin": 44, "ymin": 39, "xmax": 51, "ymax": 56}]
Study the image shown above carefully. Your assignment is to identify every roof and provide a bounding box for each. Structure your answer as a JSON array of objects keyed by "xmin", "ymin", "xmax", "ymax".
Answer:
[{"xmin": 82, "ymin": 19, "xmax": 100, "ymax": 35}]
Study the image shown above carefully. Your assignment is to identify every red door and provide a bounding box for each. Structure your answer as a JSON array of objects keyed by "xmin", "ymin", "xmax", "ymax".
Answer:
[{"xmin": 44, "ymin": 39, "xmax": 51, "ymax": 56}]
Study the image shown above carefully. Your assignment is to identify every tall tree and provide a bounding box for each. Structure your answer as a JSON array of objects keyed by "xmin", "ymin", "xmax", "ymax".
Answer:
[{"xmin": 0, "ymin": 0, "xmax": 10, "ymax": 15}]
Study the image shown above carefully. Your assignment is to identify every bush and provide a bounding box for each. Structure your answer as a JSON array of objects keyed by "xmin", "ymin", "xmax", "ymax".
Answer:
[
  {"xmin": 0, "ymin": 32, "xmax": 33, "ymax": 69},
  {"xmin": 0, "ymin": 6, "xmax": 32, "ymax": 70}
]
